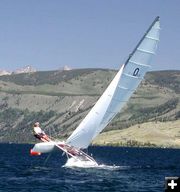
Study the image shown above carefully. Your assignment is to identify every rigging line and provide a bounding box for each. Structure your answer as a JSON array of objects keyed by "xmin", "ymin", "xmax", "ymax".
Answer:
[{"xmin": 43, "ymin": 152, "xmax": 52, "ymax": 166}]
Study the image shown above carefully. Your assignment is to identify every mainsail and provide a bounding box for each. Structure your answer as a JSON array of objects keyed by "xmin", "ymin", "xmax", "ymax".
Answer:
[{"xmin": 66, "ymin": 16, "xmax": 160, "ymax": 149}]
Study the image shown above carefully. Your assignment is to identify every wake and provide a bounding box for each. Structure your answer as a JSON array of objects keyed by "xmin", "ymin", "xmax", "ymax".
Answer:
[{"xmin": 62, "ymin": 157, "xmax": 130, "ymax": 170}]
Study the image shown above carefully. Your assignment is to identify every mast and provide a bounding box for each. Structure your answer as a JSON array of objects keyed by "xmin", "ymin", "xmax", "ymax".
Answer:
[{"xmin": 125, "ymin": 16, "xmax": 160, "ymax": 67}]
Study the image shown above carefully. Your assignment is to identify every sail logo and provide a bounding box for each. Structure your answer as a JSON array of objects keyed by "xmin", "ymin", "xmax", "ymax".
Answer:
[{"xmin": 133, "ymin": 68, "xmax": 140, "ymax": 76}]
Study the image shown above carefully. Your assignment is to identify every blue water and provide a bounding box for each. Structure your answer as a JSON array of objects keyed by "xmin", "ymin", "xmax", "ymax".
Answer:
[{"xmin": 0, "ymin": 144, "xmax": 179, "ymax": 192}]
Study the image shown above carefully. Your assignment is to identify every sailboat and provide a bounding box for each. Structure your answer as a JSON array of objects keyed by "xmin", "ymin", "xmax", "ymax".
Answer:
[{"xmin": 30, "ymin": 16, "xmax": 160, "ymax": 167}]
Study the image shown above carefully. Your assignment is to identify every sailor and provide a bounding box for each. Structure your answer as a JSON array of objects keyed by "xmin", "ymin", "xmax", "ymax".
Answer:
[{"xmin": 33, "ymin": 122, "xmax": 49, "ymax": 141}]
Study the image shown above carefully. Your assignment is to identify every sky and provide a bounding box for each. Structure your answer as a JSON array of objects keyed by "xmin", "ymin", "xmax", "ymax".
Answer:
[{"xmin": 0, "ymin": 0, "xmax": 180, "ymax": 72}]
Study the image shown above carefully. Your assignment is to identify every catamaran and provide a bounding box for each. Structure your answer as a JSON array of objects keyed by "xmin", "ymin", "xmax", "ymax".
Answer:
[{"xmin": 30, "ymin": 16, "xmax": 160, "ymax": 167}]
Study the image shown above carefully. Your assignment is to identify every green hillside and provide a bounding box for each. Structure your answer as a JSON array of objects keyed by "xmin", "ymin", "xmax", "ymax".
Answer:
[
  {"xmin": 0, "ymin": 69, "xmax": 179, "ymax": 147},
  {"xmin": 93, "ymin": 120, "xmax": 180, "ymax": 148}
]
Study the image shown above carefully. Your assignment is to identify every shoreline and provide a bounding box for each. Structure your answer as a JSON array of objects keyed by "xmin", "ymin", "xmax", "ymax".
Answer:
[{"xmin": 2, "ymin": 142, "xmax": 180, "ymax": 149}]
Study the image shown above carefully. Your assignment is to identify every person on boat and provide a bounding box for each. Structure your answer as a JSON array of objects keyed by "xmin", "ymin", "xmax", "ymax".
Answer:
[{"xmin": 33, "ymin": 122, "xmax": 50, "ymax": 142}]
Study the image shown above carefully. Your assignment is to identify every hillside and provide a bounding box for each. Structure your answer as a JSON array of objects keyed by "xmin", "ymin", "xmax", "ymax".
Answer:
[
  {"xmin": 93, "ymin": 120, "xmax": 180, "ymax": 148},
  {"xmin": 0, "ymin": 69, "xmax": 179, "ymax": 147}
]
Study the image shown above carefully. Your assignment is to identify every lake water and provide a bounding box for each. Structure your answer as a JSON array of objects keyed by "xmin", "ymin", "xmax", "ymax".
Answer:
[{"xmin": 0, "ymin": 144, "xmax": 179, "ymax": 192}]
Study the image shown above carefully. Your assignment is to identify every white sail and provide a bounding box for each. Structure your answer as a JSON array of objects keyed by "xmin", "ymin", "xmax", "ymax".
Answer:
[{"xmin": 66, "ymin": 17, "xmax": 160, "ymax": 149}]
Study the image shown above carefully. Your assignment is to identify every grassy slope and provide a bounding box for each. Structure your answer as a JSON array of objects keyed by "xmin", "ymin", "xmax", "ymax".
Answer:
[{"xmin": 93, "ymin": 120, "xmax": 180, "ymax": 148}]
